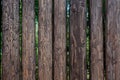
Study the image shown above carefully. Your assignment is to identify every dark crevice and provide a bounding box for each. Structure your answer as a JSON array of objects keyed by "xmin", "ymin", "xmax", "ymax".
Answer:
[
  {"xmin": 86, "ymin": 0, "xmax": 91, "ymax": 80},
  {"xmin": 52, "ymin": 0, "xmax": 54, "ymax": 80},
  {"xmin": 0, "ymin": 0, "xmax": 2, "ymax": 79},
  {"xmin": 102, "ymin": 0, "xmax": 106, "ymax": 79},
  {"xmin": 35, "ymin": 0, "xmax": 39, "ymax": 79},
  {"xmin": 19, "ymin": 0, "xmax": 22, "ymax": 79},
  {"xmin": 66, "ymin": 0, "xmax": 70, "ymax": 80}
]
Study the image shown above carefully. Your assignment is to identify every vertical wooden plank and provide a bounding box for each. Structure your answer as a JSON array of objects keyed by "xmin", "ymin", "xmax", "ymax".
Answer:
[
  {"xmin": 70, "ymin": 0, "xmax": 86, "ymax": 80},
  {"xmin": 106, "ymin": 0, "xmax": 120, "ymax": 80},
  {"xmin": 90, "ymin": 0, "xmax": 104, "ymax": 80},
  {"xmin": 22, "ymin": 0, "xmax": 35, "ymax": 80},
  {"xmin": 38, "ymin": 0, "xmax": 52, "ymax": 80},
  {"xmin": 54, "ymin": 0, "xmax": 66, "ymax": 80},
  {"xmin": 2, "ymin": 0, "xmax": 20, "ymax": 80}
]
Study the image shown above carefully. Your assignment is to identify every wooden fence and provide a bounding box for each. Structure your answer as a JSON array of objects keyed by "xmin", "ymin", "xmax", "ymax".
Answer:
[{"xmin": 1, "ymin": 0, "xmax": 120, "ymax": 80}]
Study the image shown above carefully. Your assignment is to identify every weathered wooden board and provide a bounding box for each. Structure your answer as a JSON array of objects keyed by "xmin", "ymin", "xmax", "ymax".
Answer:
[
  {"xmin": 105, "ymin": 0, "xmax": 120, "ymax": 80},
  {"xmin": 22, "ymin": 0, "xmax": 35, "ymax": 80},
  {"xmin": 54, "ymin": 0, "xmax": 66, "ymax": 80},
  {"xmin": 70, "ymin": 0, "xmax": 87, "ymax": 80},
  {"xmin": 38, "ymin": 0, "xmax": 53, "ymax": 80},
  {"xmin": 90, "ymin": 0, "xmax": 104, "ymax": 80},
  {"xmin": 2, "ymin": 0, "xmax": 20, "ymax": 80}
]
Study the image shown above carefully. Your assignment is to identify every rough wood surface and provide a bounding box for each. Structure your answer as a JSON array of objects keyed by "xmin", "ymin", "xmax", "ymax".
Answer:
[
  {"xmin": 38, "ymin": 0, "xmax": 53, "ymax": 80},
  {"xmin": 2, "ymin": 0, "xmax": 20, "ymax": 80},
  {"xmin": 70, "ymin": 0, "xmax": 87, "ymax": 80},
  {"xmin": 90, "ymin": 0, "xmax": 104, "ymax": 80},
  {"xmin": 22, "ymin": 0, "xmax": 35, "ymax": 80},
  {"xmin": 105, "ymin": 0, "xmax": 120, "ymax": 80},
  {"xmin": 54, "ymin": 0, "xmax": 66, "ymax": 80}
]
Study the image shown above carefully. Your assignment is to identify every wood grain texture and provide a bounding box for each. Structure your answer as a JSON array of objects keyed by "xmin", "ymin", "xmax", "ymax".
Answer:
[
  {"xmin": 54, "ymin": 0, "xmax": 66, "ymax": 80},
  {"xmin": 70, "ymin": 0, "xmax": 87, "ymax": 80},
  {"xmin": 22, "ymin": 0, "xmax": 35, "ymax": 80},
  {"xmin": 90, "ymin": 0, "xmax": 104, "ymax": 80},
  {"xmin": 38, "ymin": 0, "xmax": 52, "ymax": 80},
  {"xmin": 105, "ymin": 0, "xmax": 120, "ymax": 80},
  {"xmin": 2, "ymin": 0, "xmax": 20, "ymax": 80}
]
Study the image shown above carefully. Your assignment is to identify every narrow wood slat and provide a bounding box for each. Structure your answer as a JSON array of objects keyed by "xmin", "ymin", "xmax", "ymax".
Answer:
[
  {"xmin": 90, "ymin": 0, "xmax": 104, "ymax": 80},
  {"xmin": 22, "ymin": 0, "xmax": 35, "ymax": 80},
  {"xmin": 38, "ymin": 0, "xmax": 53, "ymax": 80},
  {"xmin": 54, "ymin": 0, "xmax": 66, "ymax": 80},
  {"xmin": 70, "ymin": 0, "xmax": 87, "ymax": 80},
  {"xmin": 2, "ymin": 0, "xmax": 20, "ymax": 80},
  {"xmin": 106, "ymin": 0, "xmax": 120, "ymax": 80}
]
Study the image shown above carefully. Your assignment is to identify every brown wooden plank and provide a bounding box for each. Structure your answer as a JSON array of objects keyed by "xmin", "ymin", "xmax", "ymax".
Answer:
[
  {"xmin": 90, "ymin": 0, "xmax": 104, "ymax": 80},
  {"xmin": 38, "ymin": 0, "xmax": 53, "ymax": 80},
  {"xmin": 22, "ymin": 0, "xmax": 35, "ymax": 80},
  {"xmin": 54, "ymin": 0, "xmax": 66, "ymax": 80},
  {"xmin": 2, "ymin": 0, "xmax": 20, "ymax": 80},
  {"xmin": 105, "ymin": 0, "xmax": 120, "ymax": 80},
  {"xmin": 70, "ymin": 0, "xmax": 87, "ymax": 80}
]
